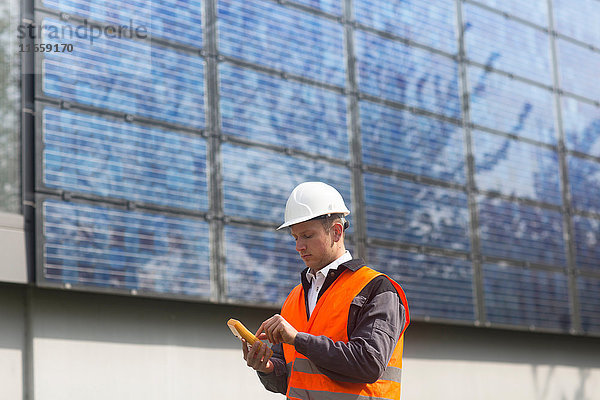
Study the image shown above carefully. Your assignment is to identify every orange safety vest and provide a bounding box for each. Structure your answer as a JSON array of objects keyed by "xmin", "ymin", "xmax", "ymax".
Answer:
[{"xmin": 281, "ymin": 266, "xmax": 410, "ymax": 400}]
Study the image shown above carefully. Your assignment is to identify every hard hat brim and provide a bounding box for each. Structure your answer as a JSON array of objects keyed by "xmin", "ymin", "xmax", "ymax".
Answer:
[{"xmin": 276, "ymin": 210, "xmax": 350, "ymax": 230}]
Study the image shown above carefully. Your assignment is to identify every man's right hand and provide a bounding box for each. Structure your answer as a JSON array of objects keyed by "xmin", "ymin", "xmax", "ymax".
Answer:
[{"xmin": 242, "ymin": 339, "xmax": 274, "ymax": 374}]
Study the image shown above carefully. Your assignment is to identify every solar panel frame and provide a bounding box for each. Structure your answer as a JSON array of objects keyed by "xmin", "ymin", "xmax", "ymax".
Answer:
[
  {"xmin": 368, "ymin": 246, "xmax": 475, "ymax": 323},
  {"xmin": 354, "ymin": 0, "xmax": 458, "ymax": 54},
  {"xmin": 36, "ymin": 105, "xmax": 210, "ymax": 213},
  {"xmin": 467, "ymin": 66, "xmax": 557, "ymax": 145},
  {"xmin": 472, "ymin": 130, "xmax": 562, "ymax": 205},
  {"xmin": 577, "ymin": 275, "xmax": 600, "ymax": 335},
  {"xmin": 35, "ymin": 15, "xmax": 206, "ymax": 130},
  {"xmin": 463, "ymin": 3, "xmax": 552, "ymax": 85},
  {"xmin": 36, "ymin": 195, "xmax": 213, "ymax": 300},
  {"xmin": 482, "ymin": 262, "xmax": 571, "ymax": 331}
]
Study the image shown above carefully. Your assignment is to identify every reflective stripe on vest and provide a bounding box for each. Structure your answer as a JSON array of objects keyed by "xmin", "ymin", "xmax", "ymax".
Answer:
[
  {"xmin": 281, "ymin": 266, "xmax": 410, "ymax": 400},
  {"xmin": 288, "ymin": 387, "xmax": 393, "ymax": 400},
  {"xmin": 292, "ymin": 358, "xmax": 402, "ymax": 384}
]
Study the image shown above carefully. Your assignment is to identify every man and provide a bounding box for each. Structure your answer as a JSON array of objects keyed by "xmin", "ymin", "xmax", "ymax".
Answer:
[{"xmin": 241, "ymin": 182, "xmax": 409, "ymax": 400}]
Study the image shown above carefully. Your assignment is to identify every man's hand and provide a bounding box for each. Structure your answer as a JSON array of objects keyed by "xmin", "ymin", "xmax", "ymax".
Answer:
[
  {"xmin": 242, "ymin": 339, "xmax": 274, "ymax": 374},
  {"xmin": 256, "ymin": 314, "xmax": 298, "ymax": 345}
]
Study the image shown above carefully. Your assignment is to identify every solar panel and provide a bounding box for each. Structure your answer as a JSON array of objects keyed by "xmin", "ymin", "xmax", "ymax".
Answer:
[
  {"xmin": 218, "ymin": 0, "xmax": 345, "ymax": 86},
  {"xmin": 369, "ymin": 246, "xmax": 475, "ymax": 321},
  {"xmin": 221, "ymin": 143, "xmax": 352, "ymax": 224},
  {"xmin": 483, "ymin": 263, "xmax": 570, "ymax": 330},
  {"xmin": 472, "ymin": 130, "xmax": 562, "ymax": 205},
  {"xmin": 474, "ymin": 0, "xmax": 548, "ymax": 27},
  {"xmin": 556, "ymin": 39, "xmax": 600, "ymax": 102},
  {"xmin": 468, "ymin": 67, "xmax": 557, "ymax": 144},
  {"xmin": 220, "ymin": 63, "xmax": 349, "ymax": 158},
  {"xmin": 42, "ymin": 107, "xmax": 209, "ymax": 211},
  {"xmin": 42, "ymin": 0, "xmax": 202, "ymax": 47},
  {"xmin": 553, "ymin": 0, "xmax": 600, "ymax": 48},
  {"xmin": 364, "ymin": 172, "xmax": 470, "ymax": 251},
  {"xmin": 478, "ymin": 196, "xmax": 566, "ymax": 266},
  {"xmin": 41, "ymin": 0, "xmax": 203, "ymax": 48},
  {"xmin": 562, "ymin": 98, "xmax": 600, "ymax": 158},
  {"xmin": 42, "ymin": 199, "xmax": 211, "ymax": 297},
  {"xmin": 463, "ymin": 3, "xmax": 552, "ymax": 84},
  {"xmin": 354, "ymin": 30, "xmax": 460, "ymax": 119},
  {"xmin": 354, "ymin": 0, "xmax": 457, "ymax": 53},
  {"xmin": 41, "ymin": 18, "xmax": 205, "ymax": 128},
  {"xmin": 573, "ymin": 216, "xmax": 600, "ymax": 272},
  {"xmin": 578, "ymin": 276, "xmax": 600, "ymax": 334},
  {"xmin": 291, "ymin": 0, "xmax": 341, "ymax": 15},
  {"xmin": 224, "ymin": 225, "xmax": 300, "ymax": 305},
  {"xmin": 568, "ymin": 156, "xmax": 600, "ymax": 214},
  {"xmin": 360, "ymin": 100, "xmax": 465, "ymax": 184}
]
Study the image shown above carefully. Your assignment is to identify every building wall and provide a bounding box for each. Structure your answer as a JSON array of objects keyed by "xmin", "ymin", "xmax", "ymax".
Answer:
[
  {"xmin": 0, "ymin": 285, "xmax": 25, "ymax": 400},
  {"xmin": 0, "ymin": 212, "xmax": 27, "ymax": 283},
  {"xmin": 1, "ymin": 283, "xmax": 599, "ymax": 400}
]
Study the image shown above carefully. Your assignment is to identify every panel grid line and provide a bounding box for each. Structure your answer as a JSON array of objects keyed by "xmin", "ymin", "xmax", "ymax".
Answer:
[
  {"xmin": 456, "ymin": 0, "xmax": 486, "ymax": 325},
  {"xmin": 547, "ymin": 0, "xmax": 582, "ymax": 334}
]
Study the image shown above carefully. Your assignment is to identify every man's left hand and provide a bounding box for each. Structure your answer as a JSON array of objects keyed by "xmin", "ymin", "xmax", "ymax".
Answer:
[{"xmin": 256, "ymin": 314, "xmax": 298, "ymax": 345}]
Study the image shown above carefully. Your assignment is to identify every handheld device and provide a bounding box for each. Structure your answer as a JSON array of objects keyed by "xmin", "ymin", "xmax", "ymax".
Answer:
[{"xmin": 227, "ymin": 319, "xmax": 273, "ymax": 358}]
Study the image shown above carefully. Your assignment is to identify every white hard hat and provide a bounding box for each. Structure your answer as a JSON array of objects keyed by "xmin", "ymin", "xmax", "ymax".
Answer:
[{"xmin": 277, "ymin": 182, "xmax": 350, "ymax": 230}]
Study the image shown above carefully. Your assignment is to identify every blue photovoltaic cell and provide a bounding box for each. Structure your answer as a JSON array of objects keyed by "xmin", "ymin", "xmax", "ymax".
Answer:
[
  {"xmin": 464, "ymin": 4, "xmax": 552, "ymax": 85},
  {"xmin": 474, "ymin": 0, "xmax": 548, "ymax": 27},
  {"xmin": 218, "ymin": 0, "xmax": 345, "ymax": 86},
  {"xmin": 354, "ymin": 0, "xmax": 457, "ymax": 53},
  {"xmin": 43, "ymin": 199, "xmax": 211, "ymax": 296},
  {"xmin": 483, "ymin": 263, "xmax": 570, "ymax": 331},
  {"xmin": 473, "ymin": 131, "xmax": 562, "ymax": 205},
  {"xmin": 289, "ymin": 0, "xmax": 341, "ymax": 15},
  {"xmin": 224, "ymin": 225, "xmax": 300, "ymax": 305},
  {"xmin": 42, "ymin": 0, "xmax": 203, "ymax": 48},
  {"xmin": 42, "ymin": 18, "xmax": 205, "ymax": 129},
  {"xmin": 573, "ymin": 216, "xmax": 600, "ymax": 272},
  {"xmin": 478, "ymin": 196, "xmax": 566, "ymax": 266},
  {"xmin": 568, "ymin": 156, "xmax": 600, "ymax": 214},
  {"xmin": 221, "ymin": 143, "xmax": 352, "ymax": 224},
  {"xmin": 554, "ymin": 0, "xmax": 600, "ymax": 48},
  {"xmin": 468, "ymin": 67, "xmax": 557, "ymax": 144},
  {"xmin": 219, "ymin": 63, "xmax": 349, "ymax": 158},
  {"xmin": 364, "ymin": 173, "xmax": 470, "ymax": 251},
  {"xmin": 562, "ymin": 98, "xmax": 600, "ymax": 158},
  {"xmin": 360, "ymin": 100, "xmax": 465, "ymax": 184},
  {"xmin": 369, "ymin": 247, "xmax": 475, "ymax": 321},
  {"xmin": 578, "ymin": 276, "xmax": 600, "ymax": 334},
  {"xmin": 43, "ymin": 108, "xmax": 208, "ymax": 211},
  {"xmin": 558, "ymin": 39, "xmax": 600, "ymax": 102},
  {"xmin": 355, "ymin": 30, "xmax": 460, "ymax": 119}
]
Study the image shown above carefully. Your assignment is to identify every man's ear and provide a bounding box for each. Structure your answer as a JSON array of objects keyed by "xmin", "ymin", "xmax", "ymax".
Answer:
[{"xmin": 331, "ymin": 222, "xmax": 343, "ymax": 242}]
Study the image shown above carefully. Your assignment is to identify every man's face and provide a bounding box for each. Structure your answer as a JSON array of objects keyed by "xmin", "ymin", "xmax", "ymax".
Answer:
[{"xmin": 290, "ymin": 219, "xmax": 337, "ymax": 272}]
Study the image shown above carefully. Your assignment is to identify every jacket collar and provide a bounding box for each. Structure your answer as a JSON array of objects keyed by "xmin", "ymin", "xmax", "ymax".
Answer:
[
  {"xmin": 300, "ymin": 258, "xmax": 366, "ymax": 286},
  {"xmin": 340, "ymin": 258, "xmax": 367, "ymax": 272}
]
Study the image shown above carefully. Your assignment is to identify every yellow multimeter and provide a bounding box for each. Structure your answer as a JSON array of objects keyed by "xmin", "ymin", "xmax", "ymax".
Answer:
[{"xmin": 227, "ymin": 319, "xmax": 273, "ymax": 359}]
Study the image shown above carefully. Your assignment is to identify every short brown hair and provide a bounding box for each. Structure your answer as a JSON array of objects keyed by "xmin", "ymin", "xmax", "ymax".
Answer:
[{"xmin": 317, "ymin": 213, "xmax": 348, "ymax": 233}]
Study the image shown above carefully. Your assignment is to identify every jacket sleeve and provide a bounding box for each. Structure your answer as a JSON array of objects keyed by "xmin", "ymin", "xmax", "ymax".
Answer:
[
  {"xmin": 294, "ymin": 277, "xmax": 405, "ymax": 383},
  {"xmin": 257, "ymin": 342, "xmax": 288, "ymax": 394}
]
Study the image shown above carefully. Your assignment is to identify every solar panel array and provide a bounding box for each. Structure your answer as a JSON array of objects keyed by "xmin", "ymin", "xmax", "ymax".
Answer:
[{"xmin": 32, "ymin": 0, "xmax": 600, "ymax": 335}]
